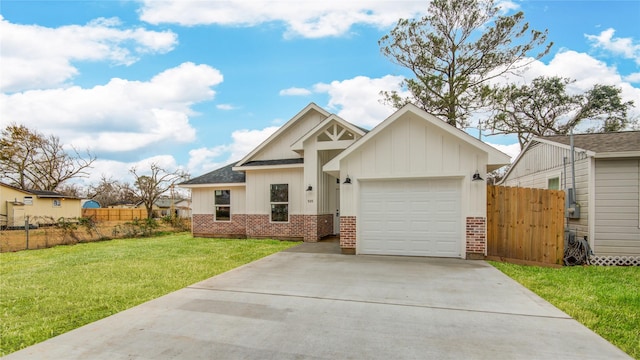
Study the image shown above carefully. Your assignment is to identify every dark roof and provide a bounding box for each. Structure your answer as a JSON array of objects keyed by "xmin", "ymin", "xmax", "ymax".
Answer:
[
  {"xmin": 28, "ymin": 190, "xmax": 68, "ymax": 198},
  {"xmin": 538, "ymin": 131, "xmax": 640, "ymax": 153},
  {"xmin": 0, "ymin": 182, "xmax": 75, "ymax": 198},
  {"xmin": 242, "ymin": 158, "xmax": 304, "ymax": 167},
  {"xmin": 181, "ymin": 162, "xmax": 246, "ymax": 185}
]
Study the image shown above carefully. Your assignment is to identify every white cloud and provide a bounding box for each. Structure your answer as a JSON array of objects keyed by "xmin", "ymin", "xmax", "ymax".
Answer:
[
  {"xmin": 313, "ymin": 75, "xmax": 408, "ymax": 128},
  {"xmin": 187, "ymin": 146, "xmax": 228, "ymax": 174},
  {"xmin": 486, "ymin": 142, "xmax": 520, "ymax": 162},
  {"xmin": 585, "ymin": 28, "xmax": 640, "ymax": 65},
  {"xmin": 487, "ymin": 50, "xmax": 640, "ymax": 122},
  {"xmin": 624, "ymin": 72, "xmax": 640, "ymax": 84},
  {"xmin": 138, "ymin": 0, "xmax": 426, "ymax": 38},
  {"xmin": 216, "ymin": 104, "xmax": 236, "ymax": 110},
  {"xmin": 0, "ymin": 15, "xmax": 177, "ymax": 92},
  {"xmin": 279, "ymin": 87, "xmax": 312, "ymax": 96},
  {"xmin": 185, "ymin": 126, "xmax": 279, "ymax": 174},
  {"xmin": 0, "ymin": 62, "xmax": 223, "ymax": 156}
]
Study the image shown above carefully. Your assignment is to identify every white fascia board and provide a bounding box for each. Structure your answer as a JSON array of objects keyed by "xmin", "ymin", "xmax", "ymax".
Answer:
[
  {"xmin": 178, "ymin": 183, "xmax": 246, "ymax": 189},
  {"xmin": 232, "ymin": 163, "xmax": 303, "ymax": 172},
  {"xmin": 594, "ymin": 151, "xmax": 640, "ymax": 159},
  {"xmin": 235, "ymin": 103, "xmax": 330, "ymax": 167}
]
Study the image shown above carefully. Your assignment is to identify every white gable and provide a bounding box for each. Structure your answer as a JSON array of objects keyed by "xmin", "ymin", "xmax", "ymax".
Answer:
[{"xmin": 236, "ymin": 103, "xmax": 330, "ymax": 166}]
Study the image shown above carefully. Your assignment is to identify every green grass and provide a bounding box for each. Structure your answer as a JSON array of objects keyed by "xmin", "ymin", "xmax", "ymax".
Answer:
[
  {"xmin": 490, "ymin": 262, "xmax": 640, "ymax": 359},
  {"xmin": 0, "ymin": 233, "xmax": 298, "ymax": 356}
]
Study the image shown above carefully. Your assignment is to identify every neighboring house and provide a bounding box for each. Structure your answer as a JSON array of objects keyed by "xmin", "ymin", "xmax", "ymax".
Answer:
[
  {"xmin": 180, "ymin": 103, "xmax": 510, "ymax": 259},
  {"xmin": 0, "ymin": 182, "xmax": 82, "ymax": 228},
  {"xmin": 136, "ymin": 197, "xmax": 191, "ymax": 218},
  {"xmin": 500, "ymin": 131, "xmax": 640, "ymax": 261}
]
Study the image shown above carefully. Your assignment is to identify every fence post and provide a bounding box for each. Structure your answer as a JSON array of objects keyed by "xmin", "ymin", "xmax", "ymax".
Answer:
[{"xmin": 25, "ymin": 216, "xmax": 30, "ymax": 250}]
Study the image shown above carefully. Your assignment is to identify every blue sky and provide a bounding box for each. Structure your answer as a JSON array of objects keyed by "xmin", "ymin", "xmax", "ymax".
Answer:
[{"xmin": 1, "ymin": 0, "xmax": 639, "ymax": 187}]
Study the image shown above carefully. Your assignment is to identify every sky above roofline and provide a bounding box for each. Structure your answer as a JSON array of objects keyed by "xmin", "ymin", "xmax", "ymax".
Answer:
[{"xmin": 1, "ymin": 0, "xmax": 638, "ymax": 188}]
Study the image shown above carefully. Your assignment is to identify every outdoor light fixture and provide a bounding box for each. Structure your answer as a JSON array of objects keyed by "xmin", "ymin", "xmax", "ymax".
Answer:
[
  {"xmin": 306, "ymin": 185, "xmax": 313, "ymax": 191},
  {"xmin": 343, "ymin": 176, "xmax": 352, "ymax": 184},
  {"xmin": 472, "ymin": 170, "xmax": 484, "ymax": 182}
]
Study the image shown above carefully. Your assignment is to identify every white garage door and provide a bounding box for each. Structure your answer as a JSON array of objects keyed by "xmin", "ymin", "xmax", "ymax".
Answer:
[{"xmin": 359, "ymin": 179, "xmax": 461, "ymax": 257}]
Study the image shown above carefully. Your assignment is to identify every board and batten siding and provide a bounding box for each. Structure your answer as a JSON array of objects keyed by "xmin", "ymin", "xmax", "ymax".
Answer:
[
  {"xmin": 191, "ymin": 186, "xmax": 246, "ymax": 215},
  {"xmin": 339, "ymin": 113, "xmax": 487, "ymax": 217},
  {"xmin": 245, "ymin": 168, "xmax": 304, "ymax": 215},
  {"xmin": 502, "ymin": 141, "xmax": 590, "ymax": 239},
  {"xmin": 594, "ymin": 159, "xmax": 640, "ymax": 256},
  {"xmin": 251, "ymin": 110, "xmax": 326, "ymax": 162}
]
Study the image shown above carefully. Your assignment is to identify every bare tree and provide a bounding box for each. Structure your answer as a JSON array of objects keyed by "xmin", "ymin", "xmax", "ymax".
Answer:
[
  {"xmin": 379, "ymin": 0, "xmax": 552, "ymax": 127},
  {"xmin": 130, "ymin": 163, "xmax": 189, "ymax": 219},
  {"xmin": 488, "ymin": 76, "xmax": 635, "ymax": 148},
  {"xmin": 0, "ymin": 124, "xmax": 96, "ymax": 191}
]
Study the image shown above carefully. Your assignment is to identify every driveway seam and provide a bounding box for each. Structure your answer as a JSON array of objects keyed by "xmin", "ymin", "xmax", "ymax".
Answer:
[{"xmin": 186, "ymin": 285, "xmax": 572, "ymax": 320}]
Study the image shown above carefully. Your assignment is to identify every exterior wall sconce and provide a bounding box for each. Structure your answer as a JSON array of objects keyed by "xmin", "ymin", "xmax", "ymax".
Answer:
[
  {"xmin": 343, "ymin": 176, "xmax": 352, "ymax": 184},
  {"xmin": 472, "ymin": 170, "xmax": 484, "ymax": 182},
  {"xmin": 306, "ymin": 185, "xmax": 313, "ymax": 191}
]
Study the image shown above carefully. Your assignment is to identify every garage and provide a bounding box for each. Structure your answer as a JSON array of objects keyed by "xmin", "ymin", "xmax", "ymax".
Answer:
[{"xmin": 359, "ymin": 178, "xmax": 462, "ymax": 257}]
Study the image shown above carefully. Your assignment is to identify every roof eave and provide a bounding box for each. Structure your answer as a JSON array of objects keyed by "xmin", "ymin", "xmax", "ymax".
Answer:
[
  {"xmin": 233, "ymin": 163, "xmax": 304, "ymax": 171},
  {"xmin": 595, "ymin": 151, "xmax": 640, "ymax": 159},
  {"xmin": 179, "ymin": 183, "xmax": 246, "ymax": 189}
]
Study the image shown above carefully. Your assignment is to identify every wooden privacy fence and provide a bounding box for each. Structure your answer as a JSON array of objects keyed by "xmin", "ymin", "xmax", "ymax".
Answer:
[
  {"xmin": 486, "ymin": 185, "xmax": 565, "ymax": 266},
  {"xmin": 82, "ymin": 208, "xmax": 147, "ymax": 221}
]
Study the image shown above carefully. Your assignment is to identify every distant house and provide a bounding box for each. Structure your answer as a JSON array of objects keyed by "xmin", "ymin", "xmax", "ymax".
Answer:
[
  {"xmin": 136, "ymin": 197, "xmax": 191, "ymax": 218},
  {"xmin": 81, "ymin": 199, "xmax": 101, "ymax": 209},
  {"xmin": 0, "ymin": 182, "xmax": 82, "ymax": 228},
  {"xmin": 181, "ymin": 103, "xmax": 510, "ymax": 259},
  {"xmin": 500, "ymin": 131, "xmax": 640, "ymax": 263}
]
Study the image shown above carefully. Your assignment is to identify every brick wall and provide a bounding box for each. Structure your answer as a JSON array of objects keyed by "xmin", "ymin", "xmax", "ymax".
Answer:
[
  {"xmin": 340, "ymin": 216, "xmax": 356, "ymax": 254},
  {"xmin": 193, "ymin": 213, "xmax": 335, "ymax": 242},
  {"xmin": 303, "ymin": 214, "xmax": 333, "ymax": 242},
  {"xmin": 192, "ymin": 214, "xmax": 246, "ymax": 238},
  {"xmin": 466, "ymin": 216, "xmax": 486, "ymax": 258},
  {"xmin": 246, "ymin": 214, "xmax": 305, "ymax": 240}
]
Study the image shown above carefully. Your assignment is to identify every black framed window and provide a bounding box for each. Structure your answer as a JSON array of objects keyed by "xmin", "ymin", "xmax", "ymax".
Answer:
[
  {"xmin": 270, "ymin": 184, "xmax": 288, "ymax": 222},
  {"xmin": 214, "ymin": 190, "xmax": 231, "ymax": 221}
]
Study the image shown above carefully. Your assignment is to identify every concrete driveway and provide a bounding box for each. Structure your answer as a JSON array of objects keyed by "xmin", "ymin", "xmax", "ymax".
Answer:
[{"xmin": 4, "ymin": 242, "xmax": 630, "ymax": 359}]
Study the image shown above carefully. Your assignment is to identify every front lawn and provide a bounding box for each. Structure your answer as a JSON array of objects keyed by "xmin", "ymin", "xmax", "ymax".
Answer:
[
  {"xmin": 490, "ymin": 262, "xmax": 640, "ymax": 359},
  {"xmin": 0, "ymin": 234, "xmax": 297, "ymax": 356}
]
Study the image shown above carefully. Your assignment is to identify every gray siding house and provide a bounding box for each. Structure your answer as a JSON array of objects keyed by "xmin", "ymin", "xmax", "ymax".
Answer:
[{"xmin": 501, "ymin": 131, "xmax": 640, "ymax": 263}]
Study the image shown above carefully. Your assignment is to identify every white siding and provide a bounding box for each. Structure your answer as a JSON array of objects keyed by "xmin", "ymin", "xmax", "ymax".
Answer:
[
  {"xmin": 340, "ymin": 113, "xmax": 487, "ymax": 217},
  {"xmin": 245, "ymin": 168, "xmax": 304, "ymax": 214},
  {"xmin": 191, "ymin": 186, "xmax": 246, "ymax": 215},
  {"xmin": 594, "ymin": 159, "xmax": 640, "ymax": 256},
  {"xmin": 503, "ymin": 142, "xmax": 590, "ymax": 239},
  {"xmin": 252, "ymin": 110, "xmax": 326, "ymax": 161}
]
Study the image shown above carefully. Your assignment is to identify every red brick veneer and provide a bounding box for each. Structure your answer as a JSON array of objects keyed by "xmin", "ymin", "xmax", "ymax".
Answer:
[
  {"xmin": 339, "ymin": 216, "xmax": 356, "ymax": 254},
  {"xmin": 193, "ymin": 213, "xmax": 336, "ymax": 242},
  {"xmin": 466, "ymin": 216, "xmax": 486, "ymax": 258},
  {"xmin": 192, "ymin": 214, "xmax": 246, "ymax": 238}
]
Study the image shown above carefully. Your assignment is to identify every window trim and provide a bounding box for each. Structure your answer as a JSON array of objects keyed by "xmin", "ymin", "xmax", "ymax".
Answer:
[
  {"xmin": 547, "ymin": 174, "xmax": 561, "ymax": 190},
  {"xmin": 270, "ymin": 184, "xmax": 289, "ymax": 223},
  {"xmin": 214, "ymin": 189, "xmax": 231, "ymax": 222}
]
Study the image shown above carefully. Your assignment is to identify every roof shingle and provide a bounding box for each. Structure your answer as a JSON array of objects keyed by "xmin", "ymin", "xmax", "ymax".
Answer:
[{"xmin": 538, "ymin": 131, "xmax": 640, "ymax": 153}]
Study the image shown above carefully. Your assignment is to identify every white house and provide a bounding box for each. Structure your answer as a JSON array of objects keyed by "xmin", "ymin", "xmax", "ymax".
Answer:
[
  {"xmin": 180, "ymin": 103, "xmax": 511, "ymax": 259},
  {"xmin": 500, "ymin": 131, "xmax": 640, "ymax": 263}
]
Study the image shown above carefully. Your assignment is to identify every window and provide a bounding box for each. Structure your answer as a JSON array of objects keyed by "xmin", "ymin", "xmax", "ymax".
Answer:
[
  {"xmin": 214, "ymin": 190, "xmax": 231, "ymax": 221},
  {"xmin": 23, "ymin": 196, "xmax": 33, "ymax": 205},
  {"xmin": 548, "ymin": 177, "xmax": 560, "ymax": 190},
  {"xmin": 270, "ymin": 184, "xmax": 288, "ymax": 222},
  {"xmin": 52, "ymin": 199, "xmax": 61, "ymax": 207}
]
